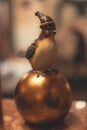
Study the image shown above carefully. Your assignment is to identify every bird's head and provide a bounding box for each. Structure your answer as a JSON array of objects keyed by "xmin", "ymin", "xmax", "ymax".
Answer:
[{"xmin": 35, "ymin": 11, "xmax": 57, "ymax": 35}]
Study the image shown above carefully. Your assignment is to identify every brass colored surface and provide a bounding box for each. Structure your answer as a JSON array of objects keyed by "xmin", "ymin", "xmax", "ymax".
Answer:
[
  {"xmin": 15, "ymin": 70, "xmax": 72, "ymax": 125},
  {"xmin": 29, "ymin": 38, "xmax": 57, "ymax": 71},
  {"xmin": 2, "ymin": 99, "xmax": 87, "ymax": 130},
  {"xmin": 26, "ymin": 12, "xmax": 58, "ymax": 71}
]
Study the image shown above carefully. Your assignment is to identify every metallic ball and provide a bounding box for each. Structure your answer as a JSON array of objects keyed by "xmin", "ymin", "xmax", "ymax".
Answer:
[{"xmin": 15, "ymin": 70, "xmax": 72, "ymax": 125}]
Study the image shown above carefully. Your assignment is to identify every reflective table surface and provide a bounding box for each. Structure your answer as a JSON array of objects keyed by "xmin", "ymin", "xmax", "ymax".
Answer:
[{"xmin": 2, "ymin": 99, "xmax": 87, "ymax": 130}]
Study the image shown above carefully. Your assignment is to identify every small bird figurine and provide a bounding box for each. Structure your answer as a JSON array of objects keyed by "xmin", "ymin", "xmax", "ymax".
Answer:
[
  {"xmin": 15, "ymin": 12, "xmax": 72, "ymax": 126},
  {"xmin": 26, "ymin": 11, "xmax": 58, "ymax": 71},
  {"xmin": 19, "ymin": 11, "xmax": 58, "ymax": 71}
]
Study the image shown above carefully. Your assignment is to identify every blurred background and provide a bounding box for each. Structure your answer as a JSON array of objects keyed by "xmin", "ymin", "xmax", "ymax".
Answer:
[{"xmin": 0, "ymin": 0, "xmax": 87, "ymax": 100}]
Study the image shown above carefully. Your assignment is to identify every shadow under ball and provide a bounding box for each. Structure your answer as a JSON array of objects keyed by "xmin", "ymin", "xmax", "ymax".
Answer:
[{"xmin": 15, "ymin": 70, "xmax": 72, "ymax": 125}]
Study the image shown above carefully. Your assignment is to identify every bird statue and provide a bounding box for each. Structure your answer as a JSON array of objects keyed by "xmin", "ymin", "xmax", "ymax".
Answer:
[
  {"xmin": 15, "ymin": 12, "xmax": 72, "ymax": 125},
  {"xmin": 18, "ymin": 11, "xmax": 58, "ymax": 71}
]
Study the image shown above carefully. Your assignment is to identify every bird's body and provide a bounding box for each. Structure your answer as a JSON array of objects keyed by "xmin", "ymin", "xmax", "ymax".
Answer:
[
  {"xmin": 25, "ymin": 12, "xmax": 58, "ymax": 71},
  {"xmin": 29, "ymin": 37, "xmax": 57, "ymax": 70}
]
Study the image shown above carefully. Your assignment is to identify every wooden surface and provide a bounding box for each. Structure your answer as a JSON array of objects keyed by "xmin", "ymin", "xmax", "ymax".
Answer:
[{"xmin": 2, "ymin": 99, "xmax": 87, "ymax": 130}]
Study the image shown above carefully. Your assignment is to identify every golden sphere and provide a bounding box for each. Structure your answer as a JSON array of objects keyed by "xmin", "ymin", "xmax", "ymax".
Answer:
[{"xmin": 15, "ymin": 70, "xmax": 72, "ymax": 125}]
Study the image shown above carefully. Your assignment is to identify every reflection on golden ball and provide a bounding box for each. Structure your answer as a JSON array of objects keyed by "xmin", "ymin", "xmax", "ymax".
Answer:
[{"xmin": 15, "ymin": 70, "xmax": 72, "ymax": 125}]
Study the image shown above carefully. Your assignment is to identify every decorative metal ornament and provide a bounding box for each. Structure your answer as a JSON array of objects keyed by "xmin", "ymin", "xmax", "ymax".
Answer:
[
  {"xmin": 15, "ymin": 70, "xmax": 72, "ymax": 125},
  {"xmin": 15, "ymin": 12, "xmax": 72, "ymax": 126}
]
